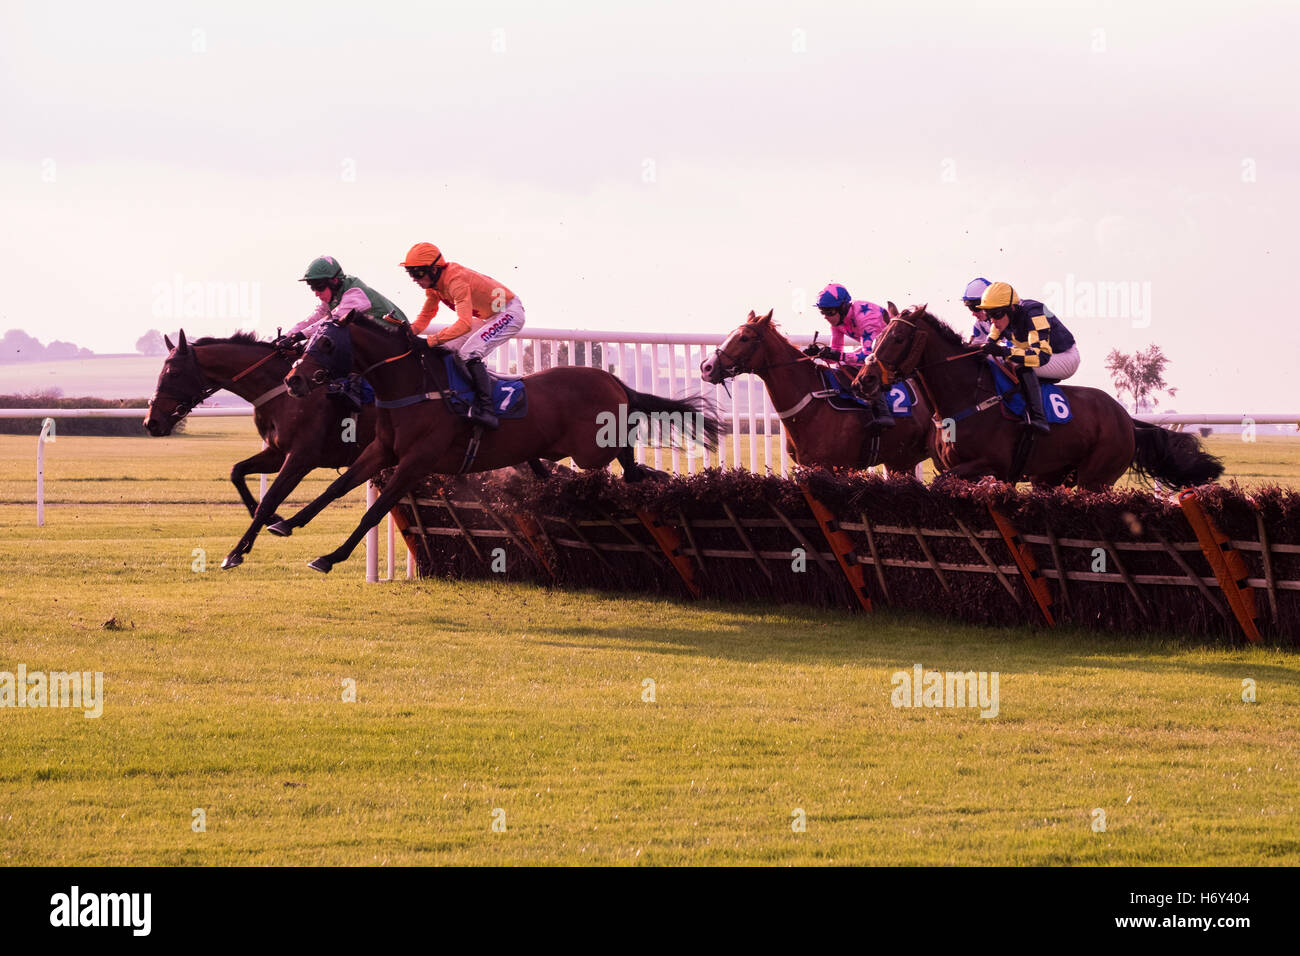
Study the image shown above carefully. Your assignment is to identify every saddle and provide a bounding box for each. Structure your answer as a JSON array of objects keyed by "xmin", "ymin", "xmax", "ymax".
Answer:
[
  {"xmin": 988, "ymin": 360, "xmax": 1071, "ymax": 424},
  {"xmin": 413, "ymin": 344, "xmax": 528, "ymax": 419},
  {"xmin": 816, "ymin": 366, "xmax": 915, "ymax": 416}
]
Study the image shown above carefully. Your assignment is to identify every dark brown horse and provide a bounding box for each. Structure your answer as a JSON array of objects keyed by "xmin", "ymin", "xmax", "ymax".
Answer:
[
  {"xmin": 271, "ymin": 312, "xmax": 720, "ymax": 573},
  {"xmin": 143, "ymin": 329, "xmax": 379, "ymax": 569},
  {"xmin": 855, "ymin": 305, "xmax": 1223, "ymax": 490},
  {"xmin": 699, "ymin": 309, "xmax": 936, "ymax": 473}
]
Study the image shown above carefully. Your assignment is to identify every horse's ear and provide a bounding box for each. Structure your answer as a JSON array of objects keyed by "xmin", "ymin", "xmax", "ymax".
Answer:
[
  {"xmin": 887, "ymin": 301, "xmax": 899, "ymax": 318},
  {"xmin": 746, "ymin": 310, "xmax": 757, "ymax": 322},
  {"xmin": 759, "ymin": 309, "xmax": 773, "ymax": 325},
  {"xmin": 163, "ymin": 334, "xmax": 174, "ymax": 351},
  {"xmin": 915, "ymin": 302, "xmax": 928, "ymax": 316},
  {"xmin": 177, "ymin": 329, "xmax": 188, "ymax": 353}
]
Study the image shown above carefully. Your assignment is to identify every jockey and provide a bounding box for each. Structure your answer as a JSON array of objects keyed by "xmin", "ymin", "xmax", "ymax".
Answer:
[
  {"xmin": 962, "ymin": 277, "xmax": 993, "ymax": 344},
  {"xmin": 977, "ymin": 282, "xmax": 1080, "ymax": 434},
  {"xmin": 401, "ymin": 242, "xmax": 525, "ymax": 429},
  {"xmin": 286, "ymin": 255, "xmax": 408, "ymax": 342},
  {"xmin": 803, "ymin": 282, "xmax": 894, "ymax": 429}
]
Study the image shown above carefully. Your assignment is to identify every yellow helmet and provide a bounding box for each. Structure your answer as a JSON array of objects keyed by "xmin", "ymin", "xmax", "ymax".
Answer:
[{"xmin": 979, "ymin": 282, "xmax": 1021, "ymax": 312}]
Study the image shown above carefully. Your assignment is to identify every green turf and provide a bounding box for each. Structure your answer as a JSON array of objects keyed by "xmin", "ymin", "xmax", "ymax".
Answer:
[{"xmin": 0, "ymin": 421, "xmax": 1297, "ymax": 865}]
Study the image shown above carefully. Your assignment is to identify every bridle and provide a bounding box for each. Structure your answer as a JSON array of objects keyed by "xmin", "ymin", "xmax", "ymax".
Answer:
[
  {"xmin": 291, "ymin": 315, "xmax": 416, "ymax": 396},
  {"xmin": 869, "ymin": 312, "xmax": 998, "ymax": 427},
  {"xmin": 148, "ymin": 344, "xmax": 294, "ymax": 425},
  {"xmin": 708, "ymin": 328, "xmax": 811, "ymax": 382}
]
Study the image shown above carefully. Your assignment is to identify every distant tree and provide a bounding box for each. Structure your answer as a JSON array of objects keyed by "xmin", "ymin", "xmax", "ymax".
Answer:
[
  {"xmin": 1106, "ymin": 345, "xmax": 1177, "ymax": 412},
  {"xmin": 45, "ymin": 340, "xmax": 93, "ymax": 359},
  {"xmin": 0, "ymin": 329, "xmax": 46, "ymax": 362},
  {"xmin": 136, "ymin": 329, "xmax": 168, "ymax": 356},
  {"xmin": 0, "ymin": 329, "xmax": 93, "ymax": 362}
]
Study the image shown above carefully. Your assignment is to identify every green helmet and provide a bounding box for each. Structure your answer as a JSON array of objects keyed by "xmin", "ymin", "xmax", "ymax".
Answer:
[{"xmin": 300, "ymin": 255, "xmax": 343, "ymax": 282}]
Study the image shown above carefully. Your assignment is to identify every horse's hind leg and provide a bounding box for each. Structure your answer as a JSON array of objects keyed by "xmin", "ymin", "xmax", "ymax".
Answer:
[
  {"xmin": 308, "ymin": 454, "xmax": 435, "ymax": 573},
  {"xmin": 267, "ymin": 438, "xmax": 395, "ymax": 536},
  {"xmin": 617, "ymin": 447, "xmax": 650, "ymax": 482},
  {"xmin": 221, "ymin": 452, "xmax": 317, "ymax": 569},
  {"xmin": 231, "ymin": 445, "xmax": 285, "ymax": 521}
]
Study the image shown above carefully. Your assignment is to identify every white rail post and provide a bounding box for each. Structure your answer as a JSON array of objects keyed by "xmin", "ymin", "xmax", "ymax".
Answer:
[
  {"xmin": 386, "ymin": 513, "xmax": 396, "ymax": 582},
  {"xmin": 365, "ymin": 481, "xmax": 378, "ymax": 583},
  {"xmin": 36, "ymin": 417, "xmax": 55, "ymax": 526}
]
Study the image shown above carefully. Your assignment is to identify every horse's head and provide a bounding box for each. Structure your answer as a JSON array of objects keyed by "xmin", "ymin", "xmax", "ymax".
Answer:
[
  {"xmin": 144, "ymin": 330, "xmax": 210, "ymax": 436},
  {"xmin": 864, "ymin": 303, "xmax": 931, "ymax": 386},
  {"xmin": 285, "ymin": 316, "xmax": 354, "ymax": 397},
  {"xmin": 701, "ymin": 309, "xmax": 780, "ymax": 384}
]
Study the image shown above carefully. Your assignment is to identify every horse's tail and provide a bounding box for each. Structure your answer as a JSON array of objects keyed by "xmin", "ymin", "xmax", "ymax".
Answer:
[
  {"xmin": 1130, "ymin": 421, "xmax": 1224, "ymax": 487},
  {"xmin": 617, "ymin": 381, "xmax": 722, "ymax": 452}
]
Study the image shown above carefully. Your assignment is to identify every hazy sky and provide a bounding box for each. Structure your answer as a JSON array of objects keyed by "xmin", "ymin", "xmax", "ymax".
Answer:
[{"xmin": 2, "ymin": 0, "xmax": 1297, "ymax": 410}]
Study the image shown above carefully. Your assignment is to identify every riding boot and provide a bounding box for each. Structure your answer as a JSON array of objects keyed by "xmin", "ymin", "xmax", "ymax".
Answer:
[
  {"xmin": 870, "ymin": 390, "xmax": 896, "ymax": 428},
  {"xmin": 465, "ymin": 357, "xmax": 500, "ymax": 429},
  {"xmin": 1018, "ymin": 367, "xmax": 1051, "ymax": 434}
]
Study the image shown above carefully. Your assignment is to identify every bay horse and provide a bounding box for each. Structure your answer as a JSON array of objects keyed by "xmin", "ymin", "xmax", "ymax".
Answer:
[
  {"xmin": 271, "ymin": 312, "xmax": 720, "ymax": 573},
  {"xmin": 699, "ymin": 309, "xmax": 936, "ymax": 473},
  {"xmin": 143, "ymin": 329, "xmax": 379, "ymax": 569},
  {"xmin": 855, "ymin": 305, "xmax": 1223, "ymax": 490}
]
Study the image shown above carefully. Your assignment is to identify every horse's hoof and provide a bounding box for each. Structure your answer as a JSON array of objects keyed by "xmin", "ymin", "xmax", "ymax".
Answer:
[
  {"xmin": 267, "ymin": 521, "xmax": 293, "ymax": 537},
  {"xmin": 221, "ymin": 553, "xmax": 243, "ymax": 570},
  {"xmin": 268, "ymin": 514, "xmax": 285, "ymax": 525},
  {"xmin": 308, "ymin": 557, "xmax": 333, "ymax": 574}
]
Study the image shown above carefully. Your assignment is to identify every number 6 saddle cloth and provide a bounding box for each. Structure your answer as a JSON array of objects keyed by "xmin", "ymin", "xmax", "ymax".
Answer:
[{"xmin": 989, "ymin": 360, "xmax": 1072, "ymax": 424}]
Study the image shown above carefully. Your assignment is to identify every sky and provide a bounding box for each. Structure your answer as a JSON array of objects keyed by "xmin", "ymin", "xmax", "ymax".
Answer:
[{"xmin": 2, "ymin": 0, "xmax": 1297, "ymax": 411}]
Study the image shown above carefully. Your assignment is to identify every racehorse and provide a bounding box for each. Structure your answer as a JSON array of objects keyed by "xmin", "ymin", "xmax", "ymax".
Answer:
[
  {"xmin": 143, "ymin": 329, "xmax": 379, "ymax": 569},
  {"xmin": 271, "ymin": 311, "xmax": 721, "ymax": 573},
  {"xmin": 855, "ymin": 305, "xmax": 1223, "ymax": 490},
  {"xmin": 699, "ymin": 309, "xmax": 936, "ymax": 473}
]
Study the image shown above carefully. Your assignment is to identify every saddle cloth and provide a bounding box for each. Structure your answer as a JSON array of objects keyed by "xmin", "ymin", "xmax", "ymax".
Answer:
[
  {"xmin": 989, "ymin": 360, "xmax": 1072, "ymax": 424},
  {"xmin": 818, "ymin": 367, "xmax": 915, "ymax": 417}
]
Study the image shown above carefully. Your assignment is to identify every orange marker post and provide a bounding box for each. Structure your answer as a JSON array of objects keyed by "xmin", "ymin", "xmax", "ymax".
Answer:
[
  {"xmin": 1177, "ymin": 489, "xmax": 1261, "ymax": 643},
  {"xmin": 799, "ymin": 486, "xmax": 873, "ymax": 612},
  {"xmin": 988, "ymin": 506, "xmax": 1055, "ymax": 626}
]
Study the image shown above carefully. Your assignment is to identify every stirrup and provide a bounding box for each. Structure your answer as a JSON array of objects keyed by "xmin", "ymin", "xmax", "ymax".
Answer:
[{"xmin": 469, "ymin": 405, "xmax": 499, "ymax": 429}]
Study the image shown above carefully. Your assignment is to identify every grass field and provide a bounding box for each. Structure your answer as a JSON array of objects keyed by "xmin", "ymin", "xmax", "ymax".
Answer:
[{"xmin": 0, "ymin": 420, "xmax": 1297, "ymax": 865}]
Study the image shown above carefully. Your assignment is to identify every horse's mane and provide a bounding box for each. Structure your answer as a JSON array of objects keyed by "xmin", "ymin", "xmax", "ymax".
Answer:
[
  {"xmin": 910, "ymin": 308, "xmax": 966, "ymax": 350},
  {"xmin": 353, "ymin": 314, "xmax": 410, "ymax": 336},
  {"xmin": 191, "ymin": 330, "xmax": 270, "ymax": 347}
]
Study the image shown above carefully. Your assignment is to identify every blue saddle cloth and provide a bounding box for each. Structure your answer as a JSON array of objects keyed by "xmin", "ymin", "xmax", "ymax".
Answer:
[
  {"xmin": 444, "ymin": 355, "xmax": 527, "ymax": 419},
  {"xmin": 989, "ymin": 360, "xmax": 1072, "ymax": 423},
  {"xmin": 818, "ymin": 368, "xmax": 915, "ymax": 416}
]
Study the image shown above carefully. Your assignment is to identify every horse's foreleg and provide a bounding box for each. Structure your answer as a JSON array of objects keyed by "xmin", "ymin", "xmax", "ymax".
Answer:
[
  {"xmin": 221, "ymin": 453, "xmax": 318, "ymax": 569},
  {"xmin": 308, "ymin": 456, "xmax": 433, "ymax": 573},
  {"xmin": 266, "ymin": 438, "xmax": 395, "ymax": 537},
  {"xmin": 230, "ymin": 445, "xmax": 285, "ymax": 521}
]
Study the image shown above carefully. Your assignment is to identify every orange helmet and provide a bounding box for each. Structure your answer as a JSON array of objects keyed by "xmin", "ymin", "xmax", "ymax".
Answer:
[{"xmin": 401, "ymin": 242, "xmax": 444, "ymax": 268}]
